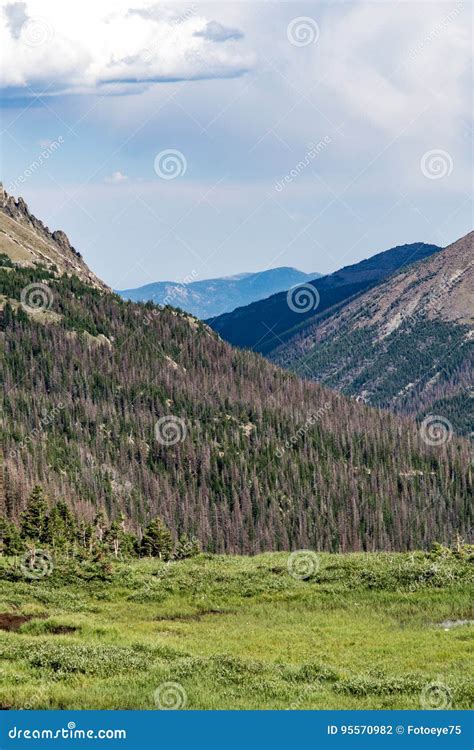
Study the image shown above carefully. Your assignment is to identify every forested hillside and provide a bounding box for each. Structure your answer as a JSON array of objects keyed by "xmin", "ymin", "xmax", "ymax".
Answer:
[
  {"xmin": 1, "ymin": 257, "xmax": 471, "ymax": 553},
  {"xmin": 208, "ymin": 242, "xmax": 441, "ymax": 353},
  {"xmin": 271, "ymin": 233, "xmax": 473, "ymax": 434}
]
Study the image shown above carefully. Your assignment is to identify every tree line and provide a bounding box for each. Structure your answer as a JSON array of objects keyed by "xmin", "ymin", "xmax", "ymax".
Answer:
[{"xmin": 0, "ymin": 485, "xmax": 199, "ymax": 561}]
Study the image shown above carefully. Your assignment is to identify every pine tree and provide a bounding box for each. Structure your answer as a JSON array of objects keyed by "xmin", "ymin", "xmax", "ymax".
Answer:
[
  {"xmin": 44, "ymin": 500, "xmax": 77, "ymax": 553},
  {"xmin": 174, "ymin": 532, "xmax": 200, "ymax": 560},
  {"xmin": 140, "ymin": 517, "xmax": 174, "ymax": 560},
  {"xmin": 20, "ymin": 485, "xmax": 48, "ymax": 542},
  {"xmin": 0, "ymin": 516, "xmax": 23, "ymax": 555}
]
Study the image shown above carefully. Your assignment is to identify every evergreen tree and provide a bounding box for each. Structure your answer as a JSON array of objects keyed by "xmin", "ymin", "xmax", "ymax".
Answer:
[
  {"xmin": 174, "ymin": 533, "xmax": 200, "ymax": 560},
  {"xmin": 0, "ymin": 517, "xmax": 24, "ymax": 555},
  {"xmin": 104, "ymin": 518, "xmax": 134, "ymax": 558},
  {"xmin": 44, "ymin": 500, "xmax": 77, "ymax": 553},
  {"xmin": 140, "ymin": 517, "xmax": 174, "ymax": 560},
  {"xmin": 20, "ymin": 485, "xmax": 48, "ymax": 542}
]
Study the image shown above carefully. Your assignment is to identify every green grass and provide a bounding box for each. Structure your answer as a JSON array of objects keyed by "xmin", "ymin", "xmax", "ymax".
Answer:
[{"xmin": 0, "ymin": 552, "xmax": 472, "ymax": 710}]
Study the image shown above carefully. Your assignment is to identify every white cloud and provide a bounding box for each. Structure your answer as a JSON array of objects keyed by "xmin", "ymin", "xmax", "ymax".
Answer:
[
  {"xmin": 104, "ymin": 171, "xmax": 129, "ymax": 183},
  {"xmin": 0, "ymin": 0, "xmax": 255, "ymax": 94},
  {"xmin": 193, "ymin": 20, "xmax": 243, "ymax": 43},
  {"xmin": 313, "ymin": 2, "xmax": 471, "ymax": 137}
]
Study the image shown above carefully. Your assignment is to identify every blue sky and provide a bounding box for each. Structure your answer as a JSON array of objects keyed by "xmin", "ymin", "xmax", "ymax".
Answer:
[{"xmin": 0, "ymin": 0, "xmax": 472, "ymax": 289}]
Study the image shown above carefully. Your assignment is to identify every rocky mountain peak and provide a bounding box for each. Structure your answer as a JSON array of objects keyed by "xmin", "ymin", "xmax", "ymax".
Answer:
[{"xmin": 0, "ymin": 184, "xmax": 108, "ymax": 291}]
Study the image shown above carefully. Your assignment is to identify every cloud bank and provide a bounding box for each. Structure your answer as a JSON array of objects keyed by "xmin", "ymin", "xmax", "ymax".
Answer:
[{"xmin": 0, "ymin": 0, "xmax": 255, "ymax": 95}]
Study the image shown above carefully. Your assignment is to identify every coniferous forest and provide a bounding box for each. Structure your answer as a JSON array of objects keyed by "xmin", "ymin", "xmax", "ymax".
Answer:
[{"xmin": 1, "ymin": 259, "xmax": 472, "ymax": 554}]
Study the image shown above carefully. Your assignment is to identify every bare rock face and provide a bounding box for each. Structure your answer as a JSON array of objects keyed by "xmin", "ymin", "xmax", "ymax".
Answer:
[
  {"xmin": 51, "ymin": 230, "xmax": 81, "ymax": 258},
  {"xmin": 0, "ymin": 183, "xmax": 108, "ymax": 291}
]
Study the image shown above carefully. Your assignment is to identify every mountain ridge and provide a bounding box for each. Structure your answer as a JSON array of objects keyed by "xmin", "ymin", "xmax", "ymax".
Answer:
[
  {"xmin": 117, "ymin": 266, "xmax": 322, "ymax": 319},
  {"xmin": 207, "ymin": 241, "xmax": 443, "ymax": 353},
  {"xmin": 270, "ymin": 232, "xmax": 474, "ymax": 433},
  {"xmin": 0, "ymin": 185, "xmax": 108, "ymax": 292}
]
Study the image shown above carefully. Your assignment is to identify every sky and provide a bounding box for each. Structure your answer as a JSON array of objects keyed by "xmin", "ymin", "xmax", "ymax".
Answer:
[{"xmin": 0, "ymin": 0, "xmax": 472, "ymax": 290}]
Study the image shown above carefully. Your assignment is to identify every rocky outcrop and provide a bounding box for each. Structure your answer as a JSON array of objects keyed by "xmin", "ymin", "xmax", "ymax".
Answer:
[{"xmin": 0, "ymin": 184, "xmax": 108, "ymax": 291}]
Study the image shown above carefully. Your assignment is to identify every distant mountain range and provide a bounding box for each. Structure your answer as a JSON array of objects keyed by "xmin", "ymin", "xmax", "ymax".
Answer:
[
  {"xmin": 207, "ymin": 242, "xmax": 442, "ymax": 354},
  {"xmin": 116, "ymin": 267, "xmax": 321, "ymax": 319},
  {"xmin": 271, "ymin": 232, "xmax": 473, "ymax": 435},
  {"xmin": 2, "ymin": 188, "xmax": 471, "ymax": 551}
]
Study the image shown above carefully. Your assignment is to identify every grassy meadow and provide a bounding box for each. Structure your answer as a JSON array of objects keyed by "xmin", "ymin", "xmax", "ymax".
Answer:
[{"xmin": 0, "ymin": 551, "xmax": 472, "ymax": 710}]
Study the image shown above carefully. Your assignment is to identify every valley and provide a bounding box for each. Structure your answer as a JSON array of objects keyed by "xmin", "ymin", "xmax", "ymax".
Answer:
[{"xmin": 0, "ymin": 189, "xmax": 472, "ymax": 714}]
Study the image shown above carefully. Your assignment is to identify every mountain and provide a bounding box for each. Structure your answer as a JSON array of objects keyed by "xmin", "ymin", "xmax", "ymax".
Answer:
[
  {"xmin": 271, "ymin": 232, "xmax": 474, "ymax": 435},
  {"xmin": 207, "ymin": 242, "xmax": 442, "ymax": 354},
  {"xmin": 117, "ymin": 267, "xmax": 322, "ymax": 319},
  {"xmin": 0, "ymin": 184, "xmax": 107, "ymax": 292},
  {"xmin": 1, "ymin": 191, "xmax": 471, "ymax": 552}
]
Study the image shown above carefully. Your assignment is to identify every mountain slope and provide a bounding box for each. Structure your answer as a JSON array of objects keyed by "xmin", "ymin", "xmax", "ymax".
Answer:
[
  {"xmin": 1, "ymin": 193, "xmax": 471, "ymax": 552},
  {"xmin": 117, "ymin": 267, "xmax": 322, "ymax": 319},
  {"xmin": 271, "ymin": 232, "xmax": 473, "ymax": 434},
  {"xmin": 0, "ymin": 184, "xmax": 107, "ymax": 292},
  {"xmin": 207, "ymin": 242, "xmax": 442, "ymax": 354}
]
